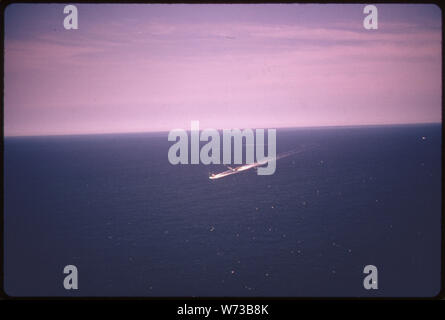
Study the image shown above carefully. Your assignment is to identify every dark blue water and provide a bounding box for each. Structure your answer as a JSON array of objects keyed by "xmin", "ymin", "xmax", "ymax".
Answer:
[{"xmin": 3, "ymin": 124, "xmax": 442, "ymax": 297}]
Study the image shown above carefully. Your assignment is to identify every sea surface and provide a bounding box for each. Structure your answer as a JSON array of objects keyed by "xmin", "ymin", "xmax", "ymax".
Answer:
[{"xmin": 3, "ymin": 124, "xmax": 442, "ymax": 297}]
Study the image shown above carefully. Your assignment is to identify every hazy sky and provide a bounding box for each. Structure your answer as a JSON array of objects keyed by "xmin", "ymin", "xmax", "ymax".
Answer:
[{"xmin": 4, "ymin": 4, "xmax": 442, "ymax": 136}]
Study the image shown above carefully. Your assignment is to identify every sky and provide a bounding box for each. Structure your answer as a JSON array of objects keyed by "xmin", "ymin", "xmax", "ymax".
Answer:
[{"xmin": 4, "ymin": 3, "xmax": 442, "ymax": 136}]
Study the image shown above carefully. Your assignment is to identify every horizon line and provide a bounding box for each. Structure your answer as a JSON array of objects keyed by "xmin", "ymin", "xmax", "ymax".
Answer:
[{"xmin": 4, "ymin": 121, "xmax": 442, "ymax": 138}]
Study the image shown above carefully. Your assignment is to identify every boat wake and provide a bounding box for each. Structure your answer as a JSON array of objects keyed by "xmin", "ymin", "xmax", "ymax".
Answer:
[{"xmin": 208, "ymin": 146, "xmax": 312, "ymax": 180}]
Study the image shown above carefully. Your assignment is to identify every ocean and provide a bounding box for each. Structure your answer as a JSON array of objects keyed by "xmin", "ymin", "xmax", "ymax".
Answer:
[{"xmin": 3, "ymin": 124, "xmax": 442, "ymax": 297}]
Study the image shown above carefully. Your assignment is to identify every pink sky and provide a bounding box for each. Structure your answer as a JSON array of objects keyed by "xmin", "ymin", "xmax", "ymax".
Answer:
[{"xmin": 4, "ymin": 4, "xmax": 442, "ymax": 136}]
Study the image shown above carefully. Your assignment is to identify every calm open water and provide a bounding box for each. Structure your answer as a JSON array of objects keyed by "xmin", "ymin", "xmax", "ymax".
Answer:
[{"xmin": 3, "ymin": 124, "xmax": 442, "ymax": 297}]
